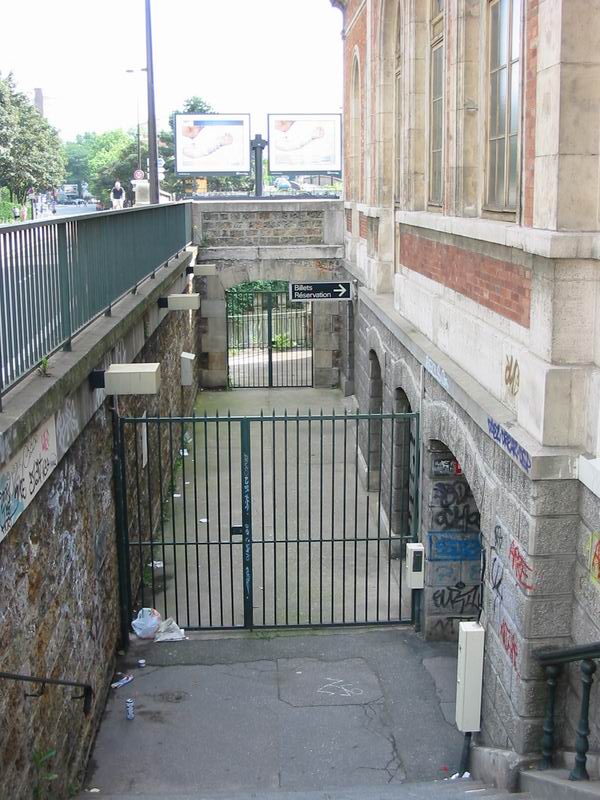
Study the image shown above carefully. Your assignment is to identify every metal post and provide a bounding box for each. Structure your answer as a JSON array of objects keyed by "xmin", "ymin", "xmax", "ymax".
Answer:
[
  {"xmin": 540, "ymin": 664, "xmax": 561, "ymax": 769},
  {"xmin": 569, "ymin": 658, "xmax": 597, "ymax": 780},
  {"xmin": 57, "ymin": 224, "xmax": 72, "ymax": 351},
  {"xmin": 267, "ymin": 292, "xmax": 273, "ymax": 388},
  {"xmin": 251, "ymin": 134, "xmax": 267, "ymax": 197},
  {"xmin": 240, "ymin": 419, "xmax": 253, "ymax": 628},
  {"xmin": 145, "ymin": 0, "xmax": 159, "ymax": 205}
]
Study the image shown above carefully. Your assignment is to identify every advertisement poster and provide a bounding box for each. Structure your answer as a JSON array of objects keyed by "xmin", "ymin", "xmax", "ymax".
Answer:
[
  {"xmin": 268, "ymin": 113, "xmax": 342, "ymax": 174},
  {"xmin": 175, "ymin": 113, "xmax": 251, "ymax": 175}
]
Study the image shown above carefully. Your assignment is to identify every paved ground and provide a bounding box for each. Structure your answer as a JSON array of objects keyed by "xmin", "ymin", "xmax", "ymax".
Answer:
[
  {"xmin": 228, "ymin": 348, "xmax": 312, "ymax": 388},
  {"xmin": 136, "ymin": 388, "xmax": 410, "ymax": 630},
  {"xmin": 82, "ymin": 627, "xmax": 463, "ymax": 796}
]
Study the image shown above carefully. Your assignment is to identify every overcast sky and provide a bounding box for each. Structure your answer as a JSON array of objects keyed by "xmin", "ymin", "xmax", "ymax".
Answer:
[{"xmin": 0, "ymin": 0, "xmax": 343, "ymax": 142}]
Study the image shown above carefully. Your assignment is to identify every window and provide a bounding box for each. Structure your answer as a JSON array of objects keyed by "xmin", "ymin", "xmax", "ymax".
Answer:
[
  {"xmin": 351, "ymin": 56, "xmax": 361, "ymax": 201},
  {"xmin": 429, "ymin": 0, "xmax": 444, "ymax": 206},
  {"xmin": 487, "ymin": 0, "xmax": 521, "ymax": 210}
]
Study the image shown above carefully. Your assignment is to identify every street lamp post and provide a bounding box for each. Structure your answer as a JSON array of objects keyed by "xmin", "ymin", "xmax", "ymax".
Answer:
[
  {"xmin": 145, "ymin": 0, "xmax": 159, "ymax": 205},
  {"xmin": 125, "ymin": 68, "xmax": 146, "ymax": 170}
]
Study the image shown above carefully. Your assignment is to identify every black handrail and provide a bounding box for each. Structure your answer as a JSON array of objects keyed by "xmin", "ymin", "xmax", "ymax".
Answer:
[
  {"xmin": 0, "ymin": 671, "xmax": 94, "ymax": 715},
  {"xmin": 534, "ymin": 642, "xmax": 600, "ymax": 780}
]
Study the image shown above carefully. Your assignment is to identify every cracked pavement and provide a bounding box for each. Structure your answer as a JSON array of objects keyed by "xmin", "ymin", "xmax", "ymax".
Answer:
[{"xmin": 84, "ymin": 627, "xmax": 463, "ymax": 796}]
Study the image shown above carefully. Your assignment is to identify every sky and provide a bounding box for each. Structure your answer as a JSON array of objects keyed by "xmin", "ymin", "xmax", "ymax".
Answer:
[{"xmin": 0, "ymin": 0, "xmax": 344, "ymax": 142}]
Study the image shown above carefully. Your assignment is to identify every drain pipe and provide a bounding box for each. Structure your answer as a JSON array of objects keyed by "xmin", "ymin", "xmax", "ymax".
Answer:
[{"xmin": 458, "ymin": 731, "xmax": 472, "ymax": 776}]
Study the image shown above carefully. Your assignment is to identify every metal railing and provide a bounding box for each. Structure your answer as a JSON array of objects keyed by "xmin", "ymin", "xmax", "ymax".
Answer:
[
  {"xmin": 0, "ymin": 202, "xmax": 192, "ymax": 406},
  {"xmin": 0, "ymin": 670, "xmax": 94, "ymax": 714},
  {"xmin": 535, "ymin": 641, "xmax": 600, "ymax": 779}
]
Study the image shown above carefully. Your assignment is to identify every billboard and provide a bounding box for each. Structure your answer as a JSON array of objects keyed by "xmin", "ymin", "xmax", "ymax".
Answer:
[
  {"xmin": 175, "ymin": 113, "xmax": 251, "ymax": 175},
  {"xmin": 268, "ymin": 113, "xmax": 342, "ymax": 175}
]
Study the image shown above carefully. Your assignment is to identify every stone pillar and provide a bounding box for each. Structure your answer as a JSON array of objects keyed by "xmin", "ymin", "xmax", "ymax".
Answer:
[
  {"xmin": 312, "ymin": 302, "xmax": 340, "ymax": 388},
  {"xmin": 422, "ymin": 440, "xmax": 482, "ymax": 640},
  {"xmin": 195, "ymin": 274, "xmax": 227, "ymax": 388}
]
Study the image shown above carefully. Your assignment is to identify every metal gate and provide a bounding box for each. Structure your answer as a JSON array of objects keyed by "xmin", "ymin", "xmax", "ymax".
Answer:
[
  {"xmin": 226, "ymin": 290, "xmax": 312, "ymax": 388},
  {"xmin": 116, "ymin": 410, "xmax": 420, "ymax": 633}
]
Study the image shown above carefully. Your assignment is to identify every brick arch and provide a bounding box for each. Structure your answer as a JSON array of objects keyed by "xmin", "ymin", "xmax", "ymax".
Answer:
[
  {"xmin": 390, "ymin": 356, "xmax": 420, "ymax": 415},
  {"xmin": 365, "ymin": 326, "xmax": 386, "ymax": 379}
]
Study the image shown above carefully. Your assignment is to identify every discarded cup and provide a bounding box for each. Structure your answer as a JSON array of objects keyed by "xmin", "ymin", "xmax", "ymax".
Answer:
[
  {"xmin": 137, "ymin": 659, "xmax": 146, "ymax": 668},
  {"xmin": 126, "ymin": 698, "xmax": 135, "ymax": 720}
]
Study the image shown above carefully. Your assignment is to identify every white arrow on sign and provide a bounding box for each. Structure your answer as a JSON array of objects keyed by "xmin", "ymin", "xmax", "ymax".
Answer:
[{"xmin": 334, "ymin": 284, "xmax": 348, "ymax": 297}]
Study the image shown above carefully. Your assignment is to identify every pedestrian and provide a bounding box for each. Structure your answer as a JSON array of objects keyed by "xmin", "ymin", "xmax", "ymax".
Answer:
[
  {"xmin": 20, "ymin": 206, "xmax": 27, "ymax": 222},
  {"xmin": 110, "ymin": 180, "xmax": 126, "ymax": 210},
  {"xmin": 12, "ymin": 206, "xmax": 19, "ymax": 223}
]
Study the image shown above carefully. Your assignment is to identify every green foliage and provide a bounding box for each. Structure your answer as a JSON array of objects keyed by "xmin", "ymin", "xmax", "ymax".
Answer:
[
  {"xmin": 65, "ymin": 129, "xmax": 145, "ymax": 202},
  {"xmin": 37, "ymin": 356, "xmax": 51, "ymax": 377},
  {"xmin": 226, "ymin": 281, "xmax": 289, "ymax": 316},
  {"xmin": 272, "ymin": 333, "xmax": 293, "ymax": 350},
  {"xmin": 32, "ymin": 748, "xmax": 58, "ymax": 800},
  {"xmin": 0, "ymin": 73, "xmax": 66, "ymax": 203}
]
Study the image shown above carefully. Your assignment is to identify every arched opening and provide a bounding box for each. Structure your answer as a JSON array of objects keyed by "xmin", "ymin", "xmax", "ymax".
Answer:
[
  {"xmin": 366, "ymin": 350, "xmax": 383, "ymax": 490},
  {"xmin": 350, "ymin": 55, "xmax": 361, "ymax": 201},
  {"xmin": 424, "ymin": 439, "xmax": 483, "ymax": 640}
]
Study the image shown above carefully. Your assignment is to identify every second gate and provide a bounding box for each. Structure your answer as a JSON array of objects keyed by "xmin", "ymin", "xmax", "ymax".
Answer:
[{"xmin": 226, "ymin": 288, "xmax": 313, "ymax": 388}]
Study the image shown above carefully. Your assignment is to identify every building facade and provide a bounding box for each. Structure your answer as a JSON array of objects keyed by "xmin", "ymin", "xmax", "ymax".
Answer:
[{"xmin": 331, "ymin": 0, "xmax": 600, "ymax": 764}]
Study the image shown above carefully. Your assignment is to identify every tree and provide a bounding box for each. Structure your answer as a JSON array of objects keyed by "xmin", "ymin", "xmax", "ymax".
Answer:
[
  {"xmin": 65, "ymin": 129, "xmax": 145, "ymax": 201},
  {"xmin": 0, "ymin": 73, "xmax": 65, "ymax": 203}
]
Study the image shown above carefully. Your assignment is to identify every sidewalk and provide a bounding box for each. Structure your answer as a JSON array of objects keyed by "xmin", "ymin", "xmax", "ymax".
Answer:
[{"xmin": 82, "ymin": 627, "xmax": 463, "ymax": 796}]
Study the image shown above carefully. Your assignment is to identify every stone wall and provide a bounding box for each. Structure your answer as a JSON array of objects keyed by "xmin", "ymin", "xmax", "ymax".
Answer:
[
  {"xmin": 351, "ymin": 291, "xmax": 579, "ymax": 756},
  {"xmin": 192, "ymin": 199, "xmax": 345, "ymax": 390},
  {"xmin": 0, "ymin": 249, "xmax": 199, "ymax": 799}
]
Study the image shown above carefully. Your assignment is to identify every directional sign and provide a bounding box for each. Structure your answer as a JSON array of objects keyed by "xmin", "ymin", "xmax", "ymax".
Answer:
[{"xmin": 289, "ymin": 281, "xmax": 352, "ymax": 302}]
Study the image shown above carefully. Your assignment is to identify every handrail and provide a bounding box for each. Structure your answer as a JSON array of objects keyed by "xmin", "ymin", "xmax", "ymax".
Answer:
[
  {"xmin": 0, "ymin": 201, "xmax": 192, "ymax": 407},
  {"xmin": 535, "ymin": 641, "xmax": 600, "ymax": 666},
  {"xmin": 534, "ymin": 644, "xmax": 599, "ymax": 780},
  {"xmin": 0, "ymin": 671, "xmax": 94, "ymax": 714}
]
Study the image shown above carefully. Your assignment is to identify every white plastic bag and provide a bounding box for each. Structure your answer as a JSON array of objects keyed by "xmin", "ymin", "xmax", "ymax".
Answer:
[
  {"xmin": 131, "ymin": 608, "xmax": 161, "ymax": 639},
  {"xmin": 154, "ymin": 618, "xmax": 185, "ymax": 642}
]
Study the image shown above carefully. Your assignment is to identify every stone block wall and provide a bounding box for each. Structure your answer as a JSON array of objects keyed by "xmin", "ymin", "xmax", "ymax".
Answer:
[
  {"xmin": 351, "ymin": 293, "xmax": 579, "ymax": 756},
  {"xmin": 0, "ymin": 252, "xmax": 200, "ymax": 799}
]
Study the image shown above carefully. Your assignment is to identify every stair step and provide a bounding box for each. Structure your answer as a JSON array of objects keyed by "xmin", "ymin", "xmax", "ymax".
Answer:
[
  {"xmin": 520, "ymin": 769, "xmax": 600, "ymax": 798},
  {"xmin": 75, "ymin": 781, "xmax": 527, "ymax": 800}
]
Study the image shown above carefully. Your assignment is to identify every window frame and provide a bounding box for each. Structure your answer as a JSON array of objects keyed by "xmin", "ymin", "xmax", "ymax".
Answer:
[
  {"xmin": 428, "ymin": 0, "xmax": 445, "ymax": 209},
  {"xmin": 484, "ymin": 0, "xmax": 522, "ymax": 215}
]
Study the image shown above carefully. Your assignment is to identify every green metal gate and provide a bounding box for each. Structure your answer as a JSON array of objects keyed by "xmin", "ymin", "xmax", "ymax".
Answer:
[
  {"xmin": 116, "ymin": 409, "xmax": 420, "ymax": 634},
  {"xmin": 226, "ymin": 290, "xmax": 312, "ymax": 388}
]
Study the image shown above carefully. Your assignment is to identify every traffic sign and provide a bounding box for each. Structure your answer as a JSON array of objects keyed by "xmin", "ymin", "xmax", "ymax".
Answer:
[
  {"xmin": 133, "ymin": 169, "xmax": 145, "ymax": 180},
  {"xmin": 289, "ymin": 281, "xmax": 352, "ymax": 301},
  {"xmin": 157, "ymin": 157, "xmax": 165, "ymax": 167}
]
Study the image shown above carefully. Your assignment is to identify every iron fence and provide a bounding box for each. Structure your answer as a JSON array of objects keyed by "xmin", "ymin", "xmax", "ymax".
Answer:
[{"xmin": 0, "ymin": 202, "xmax": 192, "ymax": 404}]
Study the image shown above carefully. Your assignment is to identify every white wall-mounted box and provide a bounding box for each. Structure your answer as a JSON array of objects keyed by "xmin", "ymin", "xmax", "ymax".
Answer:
[
  {"xmin": 406, "ymin": 542, "xmax": 425, "ymax": 589},
  {"xmin": 162, "ymin": 293, "xmax": 200, "ymax": 311},
  {"xmin": 456, "ymin": 621, "xmax": 485, "ymax": 732},
  {"xmin": 104, "ymin": 363, "xmax": 161, "ymax": 395},
  {"xmin": 181, "ymin": 352, "xmax": 196, "ymax": 386}
]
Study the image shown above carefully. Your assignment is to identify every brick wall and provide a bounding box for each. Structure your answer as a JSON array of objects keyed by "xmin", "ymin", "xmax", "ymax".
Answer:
[
  {"xmin": 399, "ymin": 232, "xmax": 532, "ymax": 327},
  {"xmin": 523, "ymin": 0, "xmax": 539, "ymax": 227},
  {"xmin": 359, "ymin": 211, "xmax": 368, "ymax": 239},
  {"xmin": 345, "ymin": 208, "xmax": 353, "ymax": 233}
]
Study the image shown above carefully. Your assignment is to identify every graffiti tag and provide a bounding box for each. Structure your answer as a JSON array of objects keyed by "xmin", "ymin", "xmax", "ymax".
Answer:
[{"xmin": 487, "ymin": 416, "xmax": 532, "ymax": 472}]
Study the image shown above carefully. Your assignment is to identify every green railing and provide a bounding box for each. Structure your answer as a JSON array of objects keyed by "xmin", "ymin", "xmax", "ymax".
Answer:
[
  {"xmin": 0, "ymin": 202, "xmax": 192, "ymax": 406},
  {"xmin": 536, "ymin": 641, "xmax": 600, "ymax": 779}
]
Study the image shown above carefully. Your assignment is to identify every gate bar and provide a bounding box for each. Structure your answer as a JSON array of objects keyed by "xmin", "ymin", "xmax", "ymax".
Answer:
[{"xmin": 241, "ymin": 418, "xmax": 253, "ymax": 628}]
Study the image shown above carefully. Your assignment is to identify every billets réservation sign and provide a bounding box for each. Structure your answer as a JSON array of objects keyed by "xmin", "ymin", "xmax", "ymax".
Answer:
[
  {"xmin": 289, "ymin": 282, "xmax": 352, "ymax": 301},
  {"xmin": 0, "ymin": 417, "xmax": 58, "ymax": 542}
]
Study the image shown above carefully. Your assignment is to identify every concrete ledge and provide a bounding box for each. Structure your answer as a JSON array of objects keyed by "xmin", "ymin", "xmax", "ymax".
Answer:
[
  {"xmin": 198, "ymin": 245, "xmax": 344, "ymax": 261},
  {"xmin": 358, "ymin": 288, "xmax": 580, "ymax": 481},
  {"xmin": 0, "ymin": 249, "xmax": 194, "ymax": 466},
  {"xmin": 192, "ymin": 199, "xmax": 343, "ymax": 213},
  {"xmin": 520, "ymin": 768, "xmax": 600, "ymax": 798}
]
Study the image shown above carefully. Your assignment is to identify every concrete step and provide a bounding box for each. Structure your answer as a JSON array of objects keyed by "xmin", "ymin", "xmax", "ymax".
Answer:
[
  {"xmin": 520, "ymin": 768, "xmax": 600, "ymax": 799},
  {"xmin": 76, "ymin": 780, "xmax": 529, "ymax": 799}
]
